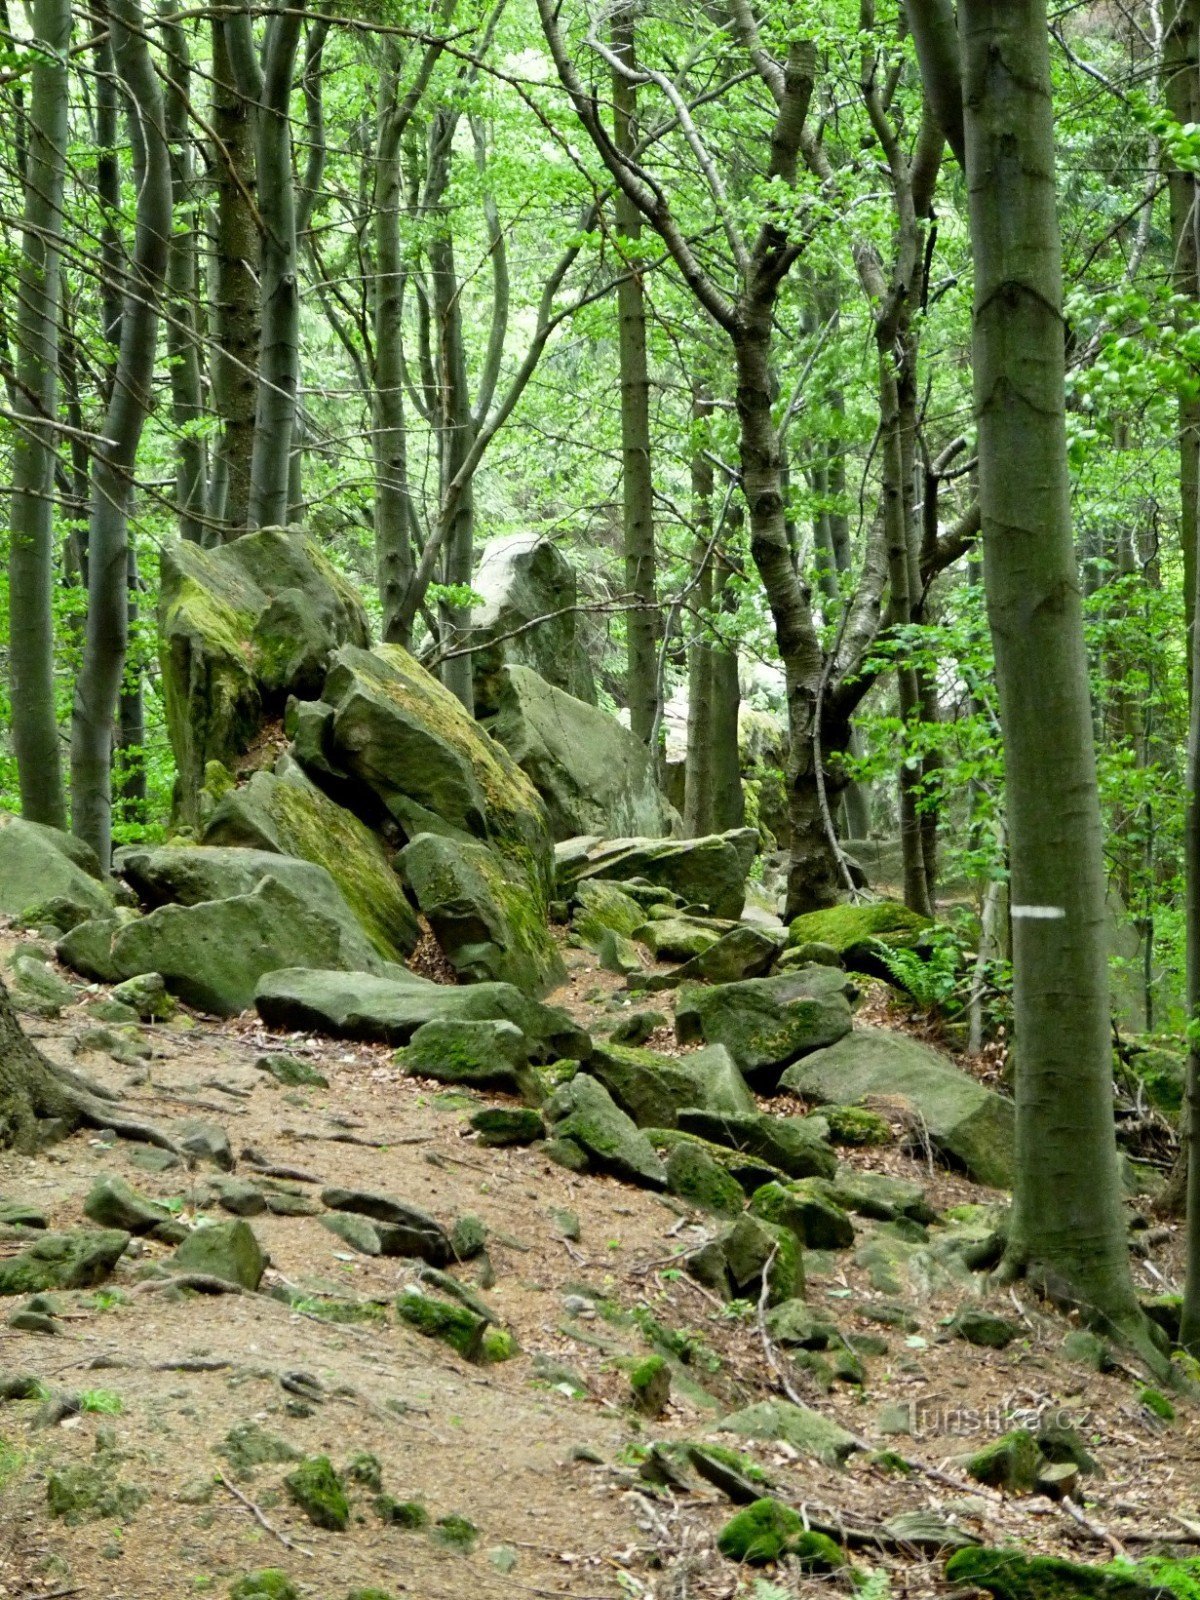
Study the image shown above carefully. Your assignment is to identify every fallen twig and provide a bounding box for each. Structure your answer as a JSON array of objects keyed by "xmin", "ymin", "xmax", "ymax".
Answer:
[{"xmin": 215, "ymin": 1468, "xmax": 313, "ymax": 1557}]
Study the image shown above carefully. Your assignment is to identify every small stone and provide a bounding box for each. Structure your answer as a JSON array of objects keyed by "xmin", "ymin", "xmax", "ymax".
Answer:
[
  {"xmin": 210, "ymin": 1177, "xmax": 268, "ymax": 1217},
  {"xmin": 630, "ymin": 1354, "xmax": 671, "ymax": 1416},
  {"xmin": 717, "ymin": 1498, "xmax": 844, "ymax": 1567},
  {"xmin": 432, "ymin": 1513, "xmax": 478, "ymax": 1553},
  {"xmin": 346, "ymin": 1451, "xmax": 383, "ymax": 1491},
  {"xmin": 949, "ymin": 1306, "xmax": 1019, "ymax": 1349},
  {"xmin": 450, "ymin": 1213, "xmax": 487, "ymax": 1261},
  {"xmin": 128, "ymin": 1147, "xmax": 181, "ymax": 1174},
  {"xmin": 7, "ymin": 1309, "xmax": 59, "ymax": 1335},
  {"xmin": 1036, "ymin": 1461, "xmax": 1079, "ymax": 1501},
  {"xmin": 470, "ymin": 1106, "xmax": 544, "ymax": 1147},
  {"xmin": 375, "ymin": 1495, "xmax": 428, "ymax": 1527},
  {"xmin": 320, "ymin": 1212, "xmax": 381, "ymax": 1255},
  {"xmin": 964, "ymin": 1429, "xmax": 1041, "ymax": 1493},
  {"xmin": 608, "ymin": 1010, "xmax": 668, "ymax": 1046},
  {"xmin": 0, "ymin": 1229, "xmax": 129, "ymax": 1295},
  {"xmin": 396, "ymin": 1287, "xmax": 488, "ymax": 1361},
  {"xmin": 83, "ymin": 1176, "xmax": 185, "ymax": 1241},
  {"xmin": 551, "ymin": 1208, "xmax": 581, "ymax": 1241},
  {"xmin": 170, "ymin": 1219, "xmax": 266, "ymax": 1289},
  {"xmin": 178, "ymin": 1120, "xmax": 234, "ymax": 1170},
  {"xmin": 1062, "ymin": 1329, "xmax": 1113, "ymax": 1371},
  {"xmin": 255, "ymin": 1053, "xmax": 329, "ymax": 1088},
  {"xmin": 284, "ymin": 1455, "xmax": 349, "ymax": 1530},
  {"xmin": 0, "ymin": 1202, "xmax": 48, "ymax": 1229},
  {"xmin": 321, "ymin": 1188, "xmax": 451, "ymax": 1264},
  {"xmin": 488, "ymin": 1546, "xmax": 518, "ymax": 1575},
  {"xmin": 230, "ymin": 1571, "xmax": 300, "ymax": 1600},
  {"xmin": 110, "ymin": 972, "xmax": 175, "ymax": 1021}
]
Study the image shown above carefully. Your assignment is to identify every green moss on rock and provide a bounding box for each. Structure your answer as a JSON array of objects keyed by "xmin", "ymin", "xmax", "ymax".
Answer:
[
  {"xmin": 47, "ymin": 1462, "xmax": 145, "ymax": 1523},
  {"xmin": 229, "ymin": 1570, "xmax": 301, "ymax": 1600},
  {"xmin": 965, "ymin": 1430, "xmax": 1041, "ymax": 1493},
  {"xmin": 284, "ymin": 1455, "xmax": 349, "ymax": 1530},
  {"xmin": 396, "ymin": 1287, "xmax": 487, "ymax": 1361},
  {"xmin": 787, "ymin": 900, "xmax": 930, "ymax": 958},
  {"xmin": 630, "ymin": 1354, "xmax": 671, "ymax": 1416},
  {"xmin": 825, "ymin": 1104, "xmax": 891, "ymax": 1145}
]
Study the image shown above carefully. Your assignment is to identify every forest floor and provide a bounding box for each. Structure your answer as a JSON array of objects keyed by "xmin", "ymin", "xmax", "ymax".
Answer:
[{"xmin": 0, "ymin": 927, "xmax": 1198, "ymax": 1600}]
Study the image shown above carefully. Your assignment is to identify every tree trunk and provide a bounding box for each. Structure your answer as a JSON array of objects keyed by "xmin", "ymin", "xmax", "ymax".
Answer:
[
  {"xmin": 70, "ymin": 0, "xmax": 171, "ymax": 868},
  {"xmin": 957, "ymin": 0, "xmax": 1144, "ymax": 1336},
  {"xmin": 160, "ymin": 1, "xmax": 208, "ymax": 542},
  {"xmin": 8, "ymin": 0, "xmax": 70, "ymax": 829},
  {"xmin": 210, "ymin": 16, "xmax": 259, "ymax": 535},
  {"xmin": 1165, "ymin": 2, "xmax": 1200, "ymax": 657},
  {"xmin": 612, "ymin": 9, "xmax": 659, "ymax": 748}
]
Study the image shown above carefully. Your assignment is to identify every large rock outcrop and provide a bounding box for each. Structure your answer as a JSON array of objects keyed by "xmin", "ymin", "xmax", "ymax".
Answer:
[
  {"xmin": 160, "ymin": 528, "xmax": 369, "ymax": 825},
  {"xmin": 780, "ymin": 1027, "xmax": 1015, "ymax": 1188},
  {"xmin": 202, "ymin": 769, "xmax": 419, "ymax": 961},
  {"xmin": 466, "ymin": 533, "xmax": 596, "ymax": 711},
  {"xmin": 484, "ymin": 665, "xmax": 676, "ymax": 841}
]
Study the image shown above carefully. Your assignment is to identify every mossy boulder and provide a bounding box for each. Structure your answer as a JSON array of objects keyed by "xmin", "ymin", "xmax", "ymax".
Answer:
[
  {"xmin": 543, "ymin": 1073, "xmax": 667, "ymax": 1188},
  {"xmin": 320, "ymin": 643, "xmax": 554, "ymax": 888},
  {"xmin": 570, "ymin": 879, "xmax": 646, "ymax": 951},
  {"xmin": 585, "ymin": 1040, "xmax": 754, "ymax": 1129},
  {"xmin": 255, "ymin": 967, "xmax": 590, "ymax": 1059},
  {"xmin": 781, "ymin": 1027, "xmax": 1014, "ymax": 1187},
  {"xmin": 284, "ymin": 1455, "xmax": 349, "ymax": 1530},
  {"xmin": 400, "ymin": 831, "xmax": 564, "ymax": 997},
  {"xmin": 675, "ymin": 969, "xmax": 852, "ymax": 1088},
  {"xmin": 965, "ymin": 1429, "xmax": 1042, "ymax": 1493},
  {"xmin": 485, "ymin": 664, "xmax": 675, "ymax": 840},
  {"xmin": 108, "ymin": 877, "xmax": 384, "ymax": 1017},
  {"xmin": 664, "ymin": 1141, "xmax": 745, "ymax": 1217},
  {"xmin": 634, "ymin": 914, "xmax": 730, "ymax": 963},
  {"xmin": 47, "ymin": 1462, "xmax": 145, "ymax": 1524},
  {"xmin": 171, "ymin": 1219, "xmax": 266, "ymax": 1289},
  {"xmin": 827, "ymin": 1169, "xmax": 936, "ymax": 1224},
  {"xmin": 221, "ymin": 1422, "xmax": 302, "ymax": 1479},
  {"xmin": 555, "ymin": 829, "xmax": 758, "ymax": 919},
  {"xmin": 764, "ymin": 1298, "xmax": 839, "ymax": 1349},
  {"xmin": 750, "ymin": 1179, "xmax": 855, "ymax": 1250},
  {"xmin": 0, "ymin": 814, "xmax": 112, "ymax": 926},
  {"xmin": 203, "ymin": 768, "xmax": 419, "ymax": 961},
  {"xmin": 396, "ymin": 1018, "xmax": 536, "ymax": 1097},
  {"xmin": 396, "ymin": 1287, "xmax": 488, "ymax": 1361},
  {"xmin": 950, "ymin": 1306, "xmax": 1020, "ymax": 1349},
  {"xmin": 630, "ymin": 1354, "xmax": 671, "ymax": 1416},
  {"xmin": 717, "ymin": 1499, "xmax": 844, "ymax": 1567},
  {"xmin": 321, "ymin": 1190, "xmax": 451, "ymax": 1263},
  {"xmin": 256, "ymin": 1052, "xmax": 329, "ymax": 1088},
  {"xmin": 83, "ymin": 1177, "xmax": 185, "ymax": 1242},
  {"xmin": 109, "ymin": 971, "xmax": 175, "ymax": 1022},
  {"xmin": 0, "ymin": 1229, "xmax": 129, "ymax": 1295},
  {"xmin": 786, "ymin": 900, "xmax": 931, "ymax": 979},
  {"xmin": 688, "ymin": 1213, "xmax": 802, "ymax": 1304},
  {"xmin": 825, "ymin": 1104, "xmax": 891, "ymax": 1145},
  {"xmin": 160, "ymin": 528, "xmax": 370, "ymax": 827},
  {"xmin": 942, "ymin": 1549, "xmax": 1175, "ymax": 1600},
  {"xmin": 229, "ymin": 1573, "xmax": 300, "ymax": 1600},
  {"xmin": 676, "ymin": 1108, "xmax": 837, "ymax": 1180},
  {"xmin": 718, "ymin": 1398, "xmax": 860, "ymax": 1467},
  {"xmin": 660, "ymin": 924, "xmax": 784, "ymax": 986},
  {"xmin": 470, "ymin": 1106, "xmax": 545, "ymax": 1146}
]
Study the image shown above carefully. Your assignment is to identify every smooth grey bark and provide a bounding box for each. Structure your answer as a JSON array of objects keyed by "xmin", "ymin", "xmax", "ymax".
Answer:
[
  {"xmin": 1165, "ymin": 3, "xmax": 1200, "ymax": 652},
  {"xmin": 225, "ymin": 0, "xmax": 305, "ymax": 529},
  {"xmin": 684, "ymin": 389, "xmax": 716, "ymax": 835},
  {"xmin": 210, "ymin": 15, "xmax": 260, "ymax": 534},
  {"xmin": 947, "ymin": 0, "xmax": 1146, "ymax": 1337},
  {"xmin": 70, "ymin": 0, "xmax": 170, "ymax": 868},
  {"xmin": 8, "ymin": 0, "xmax": 71, "ymax": 828},
  {"xmin": 116, "ymin": 541, "xmax": 146, "ymax": 816},
  {"xmin": 160, "ymin": 2, "xmax": 208, "ymax": 542},
  {"xmin": 612, "ymin": 8, "xmax": 659, "ymax": 748}
]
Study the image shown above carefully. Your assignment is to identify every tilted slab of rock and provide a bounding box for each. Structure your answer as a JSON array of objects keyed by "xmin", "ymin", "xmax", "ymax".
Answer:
[
  {"xmin": 780, "ymin": 1026, "xmax": 1014, "ymax": 1188},
  {"xmin": 717, "ymin": 1399, "xmax": 860, "ymax": 1468},
  {"xmin": 484, "ymin": 664, "xmax": 675, "ymax": 840},
  {"xmin": 400, "ymin": 831, "xmax": 565, "ymax": 998},
  {"xmin": 319, "ymin": 643, "xmax": 554, "ymax": 891},
  {"xmin": 555, "ymin": 829, "xmax": 758, "ymax": 920},
  {"xmin": 0, "ymin": 815, "xmax": 112, "ymax": 927},
  {"xmin": 466, "ymin": 532, "xmax": 596, "ymax": 711},
  {"xmin": 203, "ymin": 768, "xmax": 419, "ymax": 961},
  {"xmin": 543, "ymin": 1073, "xmax": 667, "ymax": 1188},
  {"xmin": 674, "ymin": 968, "xmax": 853, "ymax": 1087},
  {"xmin": 117, "ymin": 844, "xmax": 387, "ymax": 975},
  {"xmin": 106, "ymin": 878, "xmax": 392, "ymax": 1016},
  {"xmin": 584, "ymin": 1041, "xmax": 755, "ymax": 1129},
  {"xmin": 255, "ymin": 967, "xmax": 590, "ymax": 1060},
  {"xmin": 160, "ymin": 527, "xmax": 369, "ymax": 827}
]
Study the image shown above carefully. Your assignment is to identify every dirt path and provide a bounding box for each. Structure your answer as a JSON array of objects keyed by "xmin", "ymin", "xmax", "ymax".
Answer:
[{"xmin": 1, "ymin": 933, "xmax": 1198, "ymax": 1600}]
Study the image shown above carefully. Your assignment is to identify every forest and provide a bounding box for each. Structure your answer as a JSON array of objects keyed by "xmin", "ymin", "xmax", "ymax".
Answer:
[{"xmin": 4, "ymin": 0, "xmax": 1200, "ymax": 1597}]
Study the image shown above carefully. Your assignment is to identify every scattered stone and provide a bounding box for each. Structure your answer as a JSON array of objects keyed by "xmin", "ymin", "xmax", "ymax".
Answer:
[
  {"xmin": 321, "ymin": 1189, "xmax": 451, "ymax": 1264},
  {"xmin": 608, "ymin": 1009, "xmax": 669, "ymax": 1046},
  {"xmin": 654, "ymin": 925, "xmax": 784, "ymax": 988},
  {"xmin": 717, "ymin": 1498, "xmax": 845, "ymax": 1567},
  {"xmin": 83, "ymin": 1177, "xmax": 185, "ymax": 1242},
  {"xmin": 764, "ymin": 1299, "xmax": 838, "ymax": 1350},
  {"xmin": 170, "ymin": 1220, "xmax": 266, "ymax": 1289},
  {"xmin": 750, "ymin": 1179, "xmax": 855, "ymax": 1250},
  {"xmin": 0, "ymin": 1201, "xmax": 48, "ymax": 1229},
  {"xmin": 449, "ymin": 1213, "xmax": 488, "ymax": 1261},
  {"xmin": 229, "ymin": 1571, "xmax": 300, "ymax": 1600},
  {"xmin": 0, "ymin": 1229, "xmax": 129, "ymax": 1295},
  {"xmin": 630, "ymin": 1355, "xmax": 671, "ymax": 1416},
  {"xmin": 110, "ymin": 972, "xmax": 175, "ymax": 1022},
  {"xmin": 432, "ymin": 1513, "xmax": 479, "ymax": 1553},
  {"xmin": 1062, "ymin": 1330, "xmax": 1113, "ymax": 1372},
  {"xmin": 346, "ymin": 1451, "xmax": 383, "ymax": 1491},
  {"xmin": 949, "ymin": 1306, "xmax": 1020, "ymax": 1349},
  {"xmin": 543, "ymin": 1074, "xmax": 666, "ymax": 1188},
  {"xmin": 10, "ymin": 953, "xmax": 77, "ymax": 1011},
  {"xmin": 255, "ymin": 1053, "xmax": 329, "ymax": 1089},
  {"xmin": 786, "ymin": 900, "xmax": 931, "ymax": 974},
  {"xmin": 178, "ymin": 1120, "xmax": 234, "ymax": 1170},
  {"xmin": 255, "ymin": 967, "xmax": 590, "ymax": 1060},
  {"xmin": 0, "ymin": 814, "xmax": 111, "ymax": 927},
  {"xmin": 1138, "ymin": 1385, "xmax": 1175, "ymax": 1422},
  {"xmin": 556, "ymin": 830, "xmax": 758, "ymax": 919},
  {"xmin": 677, "ymin": 1108, "xmax": 836, "ymax": 1180},
  {"xmin": 469, "ymin": 1106, "xmax": 544, "ymax": 1147},
  {"xmin": 129, "ymin": 1147, "xmax": 182, "ymax": 1175},
  {"xmin": 7, "ymin": 1307, "xmax": 59, "ymax": 1334},
  {"xmin": 585, "ymin": 1039, "xmax": 754, "ymax": 1130},
  {"xmin": 826, "ymin": 1169, "xmax": 936, "ymax": 1224},
  {"xmin": 676, "ymin": 969, "xmax": 852, "ymax": 1087},
  {"xmin": 942, "ymin": 1548, "xmax": 1168, "ymax": 1600},
  {"xmin": 718, "ymin": 1399, "xmax": 859, "ymax": 1468},
  {"xmin": 209, "ymin": 1177, "xmax": 268, "ymax": 1218},
  {"xmin": 396, "ymin": 1018, "xmax": 536, "ymax": 1098},
  {"xmin": 664, "ymin": 1141, "xmax": 745, "ymax": 1218},
  {"xmin": 782, "ymin": 1027, "xmax": 1015, "ymax": 1188},
  {"xmin": 396, "ymin": 1287, "xmax": 488, "ymax": 1361},
  {"xmin": 284, "ymin": 1455, "xmax": 349, "ymax": 1530},
  {"xmin": 375, "ymin": 1496, "xmax": 429, "ymax": 1528},
  {"xmin": 467, "ymin": 533, "xmax": 596, "ymax": 709},
  {"xmin": 688, "ymin": 1214, "xmax": 801, "ymax": 1305},
  {"xmin": 825, "ymin": 1105, "xmax": 891, "ymax": 1146},
  {"xmin": 880, "ymin": 1511, "xmax": 978, "ymax": 1551},
  {"xmin": 634, "ymin": 914, "xmax": 730, "ymax": 963},
  {"xmin": 965, "ymin": 1429, "xmax": 1041, "ymax": 1493},
  {"xmin": 46, "ymin": 1461, "xmax": 145, "ymax": 1524}
]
